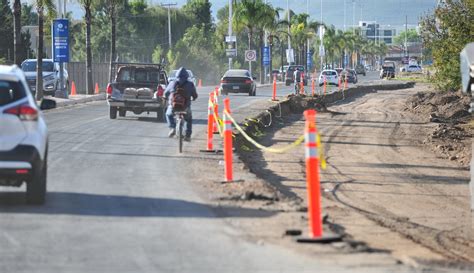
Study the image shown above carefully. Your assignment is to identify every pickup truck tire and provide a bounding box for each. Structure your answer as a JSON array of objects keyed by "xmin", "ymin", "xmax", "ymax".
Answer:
[
  {"xmin": 26, "ymin": 156, "xmax": 47, "ymax": 205},
  {"xmin": 157, "ymin": 108, "xmax": 165, "ymax": 122},
  {"xmin": 119, "ymin": 110, "xmax": 126, "ymax": 117},
  {"xmin": 110, "ymin": 106, "xmax": 118, "ymax": 119}
]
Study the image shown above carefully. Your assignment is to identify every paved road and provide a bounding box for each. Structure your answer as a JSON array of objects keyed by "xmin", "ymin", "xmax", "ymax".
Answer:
[{"xmin": 1, "ymin": 72, "xmax": 406, "ymax": 272}]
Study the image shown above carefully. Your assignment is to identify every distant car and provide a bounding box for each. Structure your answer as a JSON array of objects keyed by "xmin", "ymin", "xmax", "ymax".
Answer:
[
  {"xmin": 355, "ymin": 64, "xmax": 366, "ymax": 76},
  {"xmin": 168, "ymin": 69, "xmax": 197, "ymax": 86},
  {"xmin": 380, "ymin": 66, "xmax": 395, "ymax": 79},
  {"xmin": 0, "ymin": 65, "xmax": 55, "ymax": 204},
  {"xmin": 341, "ymin": 69, "xmax": 358, "ymax": 84},
  {"xmin": 406, "ymin": 65, "xmax": 422, "ymax": 73},
  {"xmin": 21, "ymin": 59, "xmax": 68, "ymax": 97},
  {"xmin": 220, "ymin": 69, "xmax": 256, "ymax": 96},
  {"xmin": 318, "ymin": 70, "xmax": 339, "ymax": 86},
  {"xmin": 335, "ymin": 68, "xmax": 344, "ymax": 77},
  {"xmin": 284, "ymin": 65, "xmax": 307, "ymax": 86}
]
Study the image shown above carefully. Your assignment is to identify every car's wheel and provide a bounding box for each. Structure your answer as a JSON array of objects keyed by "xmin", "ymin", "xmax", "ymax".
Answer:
[
  {"xmin": 26, "ymin": 156, "xmax": 47, "ymax": 205},
  {"xmin": 110, "ymin": 106, "xmax": 118, "ymax": 119},
  {"xmin": 119, "ymin": 109, "xmax": 126, "ymax": 117}
]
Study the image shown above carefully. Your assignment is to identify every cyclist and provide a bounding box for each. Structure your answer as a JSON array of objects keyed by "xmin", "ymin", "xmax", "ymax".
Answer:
[
  {"xmin": 293, "ymin": 68, "xmax": 302, "ymax": 94},
  {"xmin": 164, "ymin": 67, "xmax": 198, "ymax": 141}
]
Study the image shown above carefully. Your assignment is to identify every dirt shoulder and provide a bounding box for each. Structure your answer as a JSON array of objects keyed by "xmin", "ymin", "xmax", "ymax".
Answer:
[{"xmin": 223, "ymin": 84, "xmax": 473, "ymax": 270}]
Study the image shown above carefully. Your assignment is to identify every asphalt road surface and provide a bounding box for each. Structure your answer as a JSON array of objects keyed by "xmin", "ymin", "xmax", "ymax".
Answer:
[{"xmin": 0, "ymin": 72, "xmax": 407, "ymax": 273}]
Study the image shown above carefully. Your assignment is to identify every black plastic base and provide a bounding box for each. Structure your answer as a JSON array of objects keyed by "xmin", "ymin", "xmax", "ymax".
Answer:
[{"xmin": 296, "ymin": 232, "xmax": 342, "ymax": 244}]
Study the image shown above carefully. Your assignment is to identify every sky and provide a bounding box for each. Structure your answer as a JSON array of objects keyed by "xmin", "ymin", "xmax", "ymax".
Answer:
[{"xmin": 30, "ymin": 0, "xmax": 438, "ymax": 29}]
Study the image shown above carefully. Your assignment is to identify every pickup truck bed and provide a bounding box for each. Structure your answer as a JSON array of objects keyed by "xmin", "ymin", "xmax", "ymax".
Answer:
[{"xmin": 106, "ymin": 63, "xmax": 168, "ymax": 121}]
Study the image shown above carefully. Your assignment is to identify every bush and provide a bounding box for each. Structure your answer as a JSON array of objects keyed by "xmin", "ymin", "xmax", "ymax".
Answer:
[{"xmin": 420, "ymin": 0, "xmax": 474, "ymax": 91}]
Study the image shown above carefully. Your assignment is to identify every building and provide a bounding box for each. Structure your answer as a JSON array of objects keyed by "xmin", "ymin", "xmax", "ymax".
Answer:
[{"xmin": 359, "ymin": 21, "xmax": 397, "ymax": 45}]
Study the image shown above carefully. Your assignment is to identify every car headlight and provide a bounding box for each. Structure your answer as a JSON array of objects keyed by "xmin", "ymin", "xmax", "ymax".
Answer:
[{"xmin": 43, "ymin": 75, "xmax": 55, "ymax": 81}]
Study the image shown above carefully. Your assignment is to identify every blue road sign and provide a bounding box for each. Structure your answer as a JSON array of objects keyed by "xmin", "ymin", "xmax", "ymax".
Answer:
[
  {"xmin": 262, "ymin": 46, "xmax": 270, "ymax": 66},
  {"xmin": 307, "ymin": 51, "xmax": 313, "ymax": 69},
  {"xmin": 52, "ymin": 19, "xmax": 69, "ymax": 62}
]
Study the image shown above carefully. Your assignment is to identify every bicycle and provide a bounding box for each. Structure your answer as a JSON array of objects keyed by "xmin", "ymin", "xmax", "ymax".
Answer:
[{"xmin": 174, "ymin": 110, "xmax": 188, "ymax": 153}]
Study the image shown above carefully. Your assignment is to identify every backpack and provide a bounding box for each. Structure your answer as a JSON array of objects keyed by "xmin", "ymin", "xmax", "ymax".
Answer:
[{"xmin": 171, "ymin": 83, "xmax": 187, "ymax": 111}]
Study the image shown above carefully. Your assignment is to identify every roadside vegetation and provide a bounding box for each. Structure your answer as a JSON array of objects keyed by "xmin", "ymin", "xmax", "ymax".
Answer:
[
  {"xmin": 1, "ymin": 0, "xmax": 389, "ymax": 88},
  {"xmin": 420, "ymin": 0, "xmax": 474, "ymax": 92}
]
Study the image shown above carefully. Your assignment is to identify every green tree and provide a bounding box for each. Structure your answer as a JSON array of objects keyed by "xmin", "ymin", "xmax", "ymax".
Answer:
[
  {"xmin": 183, "ymin": 0, "xmax": 212, "ymax": 32},
  {"xmin": 78, "ymin": 0, "xmax": 95, "ymax": 94},
  {"xmin": 420, "ymin": 0, "xmax": 474, "ymax": 91},
  {"xmin": 0, "ymin": 0, "xmax": 13, "ymax": 62},
  {"xmin": 34, "ymin": 0, "xmax": 56, "ymax": 100},
  {"xmin": 393, "ymin": 29, "xmax": 421, "ymax": 46}
]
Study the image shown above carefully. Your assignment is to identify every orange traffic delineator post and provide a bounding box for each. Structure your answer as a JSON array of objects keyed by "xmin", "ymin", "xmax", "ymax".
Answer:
[
  {"xmin": 71, "ymin": 81, "xmax": 77, "ymax": 96},
  {"xmin": 297, "ymin": 109, "xmax": 342, "ymax": 243},
  {"xmin": 213, "ymin": 87, "xmax": 219, "ymax": 134},
  {"xmin": 344, "ymin": 75, "xmax": 348, "ymax": 90},
  {"xmin": 199, "ymin": 92, "xmax": 222, "ymax": 154},
  {"xmin": 223, "ymin": 98, "xmax": 233, "ymax": 182},
  {"xmin": 272, "ymin": 75, "xmax": 278, "ymax": 101},
  {"xmin": 94, "ymin": 83, "xmax": 99, "ymax": 94},
  {"xmin": 300, "ymin": 73, "xmax": 305, "ymax": 95},
  {"xmin": 338, "ymin": 75, "xmax": 342, "ymax": 91},
  {"xmin": 207, "ymin": 92, "xmax": 215, "ymax": 150},
  {"xmin": 198, "ymin": 79, "xmax": 202, "ymax": 87},
  {"xmin": 311, "ymin": 78, "xmax": 315, "ymax": 97}
]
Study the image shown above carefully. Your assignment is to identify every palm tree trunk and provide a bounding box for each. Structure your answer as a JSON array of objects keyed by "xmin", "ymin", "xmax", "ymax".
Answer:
[
  {"xmin": 259, "ymin": 32, "xmax": 264, "ymax": 84},
  {"xmin": 109, "ymin": 6, "xmax": 116, "ymax": 82},
  {"xmin": 85, "ymin": 6, "xmax": 93, "ymax": 94},
  {"xmin": 35, "ymin": 6, "xmax": 44, "ymax": 101},
  {"xmin": 13, "ymin": 0, "xmax": 22, "ymax": 66}
]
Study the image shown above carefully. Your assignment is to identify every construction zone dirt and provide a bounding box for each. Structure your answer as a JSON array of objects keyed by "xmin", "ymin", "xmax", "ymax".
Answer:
[
  {"xmin": 405, "ymin": 86, "xmax": 472, "ymax": 166},
  {"xmin": 230, "ymin": 83, "xmax": 474, "ymax": 271}
]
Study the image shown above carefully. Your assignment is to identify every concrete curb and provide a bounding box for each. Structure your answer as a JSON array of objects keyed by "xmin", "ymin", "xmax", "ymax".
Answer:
[{"xmin": 50, "ymin": 93, "xmax": 106, "ymax": 109}]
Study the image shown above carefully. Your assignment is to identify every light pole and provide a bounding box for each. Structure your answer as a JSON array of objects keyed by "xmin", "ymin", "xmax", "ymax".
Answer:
[
  {"xmin": 287, "ymin": 0, "xmax": 291, "ymax": 65},
  {"xmin": 161, "ymin": 2, "xmax": 177, "ymax": 48},
  {"xmin": 228, "ymin": 0, "xmax": 232, "ymax": 70},
  {"xmin": 343, "ymin": 0, "xmax": 346, "ymax": 31}
]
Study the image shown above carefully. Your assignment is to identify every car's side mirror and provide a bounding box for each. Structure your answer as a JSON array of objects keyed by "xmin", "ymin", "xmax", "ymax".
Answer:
[{"xmin": 40, "ymin": 98, "xmax": 57, "ymax": 110}]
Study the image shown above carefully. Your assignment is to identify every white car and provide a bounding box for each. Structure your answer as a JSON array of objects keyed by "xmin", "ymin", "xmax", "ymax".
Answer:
[
  {"xmin": 406, "ymin": 65, "xmax": 422, "ymax": 73},
  {"xmin": 21, "ymin": 59, "xmax": 69, "ymax": 97},
  {"xmin": 318, "ymin": 70, "xmax": 339, "ymax": 86},
  {"xmin": 0, "ymin": 65, "xmax": 55, "ymax": 204}
]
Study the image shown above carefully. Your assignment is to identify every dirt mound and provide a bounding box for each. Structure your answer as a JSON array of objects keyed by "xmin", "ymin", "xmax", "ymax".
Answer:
[{"xmin": 406, "ymin": 88, "xmax": 472, "ymax": 166}]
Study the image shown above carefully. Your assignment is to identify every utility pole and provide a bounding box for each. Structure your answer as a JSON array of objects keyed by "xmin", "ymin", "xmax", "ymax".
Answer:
[
  {"xmin": 228, "ymin": 0, "xmax": 232, "ymax": 70},
  {"xmin": 287, "ymin": 0, "xmax": 291, "ymax": 65},
  {"xmin": 352, "ymin": 0, "xmax": 355, "ymax": 33},
  {"xmin": 343, "ymin": 0, "xmax": 346, "ymax": 31},
  {"xmin": 161, "ymin": 2, "xmax": 177, "ymax": 49},
  {"xmin": 320, "ymin": 0, "xmax": 323, "ymax": 70},
  {"xmin": 405, "ymin": 15, "xmax": 408, "ymax": 58}
]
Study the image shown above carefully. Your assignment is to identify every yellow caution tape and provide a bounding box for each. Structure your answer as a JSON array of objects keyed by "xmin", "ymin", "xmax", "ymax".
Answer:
[{"xmin": 224, "ymin": 111, "xmax": 304, "ymax": 153}]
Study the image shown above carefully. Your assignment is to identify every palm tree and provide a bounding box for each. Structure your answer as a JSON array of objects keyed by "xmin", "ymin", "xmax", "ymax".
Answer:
[
  {"xmin": 13, "ymin": 0, "xmax": 21, "ymax": 65},
  {"xmin": 105, "ymin": 0, "xmax": 123, "ymax": 82},
  {"xmin": 34, "ymin": 0, "xmax": 56, "ymax": 101},
  {"xmin": 234, "ymin": 0, "xmax": 274, "ymax": 82},
  {"xmin": 79, "ymin": 0, "xmax": 94, "ymax": 94}
]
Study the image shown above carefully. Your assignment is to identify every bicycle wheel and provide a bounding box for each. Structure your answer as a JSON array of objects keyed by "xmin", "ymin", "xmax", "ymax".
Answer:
[{"xmin": 177, "ymin": 117, "xmax": 183, "ymax": 153}]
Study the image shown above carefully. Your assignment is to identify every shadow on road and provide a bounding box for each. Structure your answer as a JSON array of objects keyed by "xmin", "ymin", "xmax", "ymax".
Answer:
[{"xmin": 0, "ymin": 192, "xmax": 277, "ymax": 218}]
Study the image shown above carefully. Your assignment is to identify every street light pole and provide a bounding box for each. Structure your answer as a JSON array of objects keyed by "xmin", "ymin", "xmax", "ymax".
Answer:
[
  {"xmin": 228, "ymin": 0, "xmax": 232, "ymax": 70},
  {"xmin": 287, "ymin": 0, "xmax": 291, "ymax": 65},
  {"xmin": 161, "ymin": 2, "xmax": 177, "ymax": 49}
]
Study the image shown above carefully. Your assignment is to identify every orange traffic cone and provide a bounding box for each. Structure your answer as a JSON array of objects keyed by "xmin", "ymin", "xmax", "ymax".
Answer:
[
  {"xmin": 71, "ymin": 81, "xmax": 77, "ymax": 96},
  {"xmin": 94, "ymin": 83, "xmax": 99, "ymax": 94}
]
